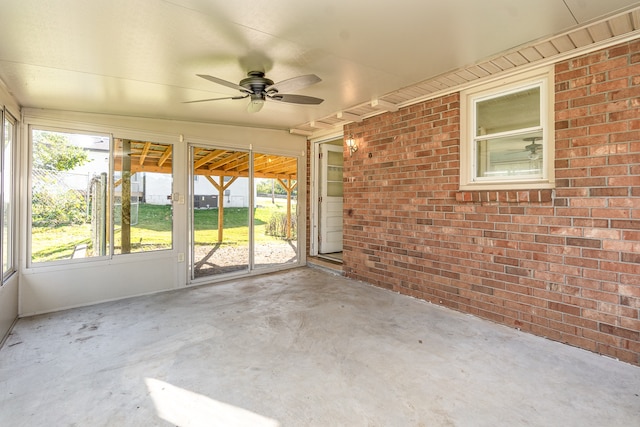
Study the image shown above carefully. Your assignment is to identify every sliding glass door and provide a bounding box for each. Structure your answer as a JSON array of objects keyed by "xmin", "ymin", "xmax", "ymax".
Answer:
[{"xmin": 189, "ymin": 146, "xmax": 299, "ymax": 281}]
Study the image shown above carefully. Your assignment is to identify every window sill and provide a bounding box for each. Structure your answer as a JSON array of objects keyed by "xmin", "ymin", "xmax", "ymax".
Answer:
[
  {"xmin": 456, "ymin": 189, "xmax": 553, "ymax": 204},
  {"xmin": 459, "ymin": 179, "xmax": 554, "ymax": 192}
]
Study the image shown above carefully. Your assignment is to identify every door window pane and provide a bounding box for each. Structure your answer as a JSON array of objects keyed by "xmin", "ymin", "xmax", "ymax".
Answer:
[
  {"xmin": 113, "ymin": 139, "xmax": 173, "ymax": 254},
  {"xmin": 326, "ymin": 150, "xmax": 344, "ymax": 197},
  {"xmin": 30, "ymin": 129, "xmax": 110, "ymax": 263}
]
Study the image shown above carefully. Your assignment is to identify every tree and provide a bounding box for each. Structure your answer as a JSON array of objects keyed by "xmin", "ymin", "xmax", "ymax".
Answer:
[
  {"xmin": 256, "ymin": 178, "xmax": 296, "ymax": 197},
  {"xmin": 31, "ymin": 131, "xmax": 90, "ymax": 227},
  {"xmin": 33, "ymin": 130, "xmax": 89, "ymax": 171}
]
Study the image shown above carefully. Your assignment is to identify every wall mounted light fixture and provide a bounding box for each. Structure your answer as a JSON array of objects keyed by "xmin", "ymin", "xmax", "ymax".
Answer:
[{"xmin": 346, "ymin": 134, "xmax": 358, "ymax": 156}]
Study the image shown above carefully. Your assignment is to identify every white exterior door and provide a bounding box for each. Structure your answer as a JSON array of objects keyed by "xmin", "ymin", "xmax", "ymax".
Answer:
[{"xmin": 319, "ymin": 144, "xmax": 343, "ymax": 254}]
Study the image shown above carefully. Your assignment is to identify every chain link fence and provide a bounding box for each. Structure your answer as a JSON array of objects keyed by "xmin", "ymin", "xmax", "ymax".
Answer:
[{"xmin": 31, "ymin": 168, "xmax": 92, "ymax": 227}]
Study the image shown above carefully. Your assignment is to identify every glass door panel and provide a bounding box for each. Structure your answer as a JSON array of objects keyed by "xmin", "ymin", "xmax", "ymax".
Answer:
[
  {"xmin": 253, "ymin": 153, "xmax": 298, "ymax": 269},
  {"xmin": 191, "ymin": 146, "xmax": 250, "ymax": 279}
]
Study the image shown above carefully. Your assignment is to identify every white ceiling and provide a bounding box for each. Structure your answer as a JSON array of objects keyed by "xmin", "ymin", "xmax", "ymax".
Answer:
[{"xmin": 1, "ymin": 0, "xmax": 639, "ymax": 132}]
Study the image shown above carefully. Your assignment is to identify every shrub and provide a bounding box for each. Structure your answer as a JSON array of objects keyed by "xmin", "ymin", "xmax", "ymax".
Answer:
[
  {"xmin": 31, "ymin": 189, "xmax": 87, "ymax": 227},
  {"xmin": 265, "ymin": 211, "xmax": 297, "ymax": 240}
]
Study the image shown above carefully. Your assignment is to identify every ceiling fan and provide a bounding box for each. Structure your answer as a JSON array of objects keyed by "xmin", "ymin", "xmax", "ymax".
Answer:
[
  {"xmin": 185, "ymin": 71, "xmax": 324, "ymax": 112},
  {"xmin": 503, "ymin": 136, "xmax": 542, "ymax": 160},
  {"xmin": 523, "ymin": 136, "xmax": 542, "ymax": 160}
]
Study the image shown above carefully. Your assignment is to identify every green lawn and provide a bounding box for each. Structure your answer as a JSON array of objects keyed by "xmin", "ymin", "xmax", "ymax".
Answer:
[
  {"xmin": 31, "ymin": 200, "xmax": 297, "ymax": 263},
  {"xmin": 31, "ymin": 223, "xmax": 93, "ymax": 261}
]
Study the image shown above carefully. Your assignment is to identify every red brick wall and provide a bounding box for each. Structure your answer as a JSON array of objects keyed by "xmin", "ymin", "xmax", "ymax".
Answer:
[{"xmin": 342, "ymin": 40, "xmax": 640, "ymax": 365}]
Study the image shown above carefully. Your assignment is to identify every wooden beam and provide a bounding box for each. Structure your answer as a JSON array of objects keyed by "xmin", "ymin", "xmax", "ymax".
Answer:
[
  {"xmin": 114, "ymin": 159, "xmax": 296, "ymax": 180},
  {"xmin": 207, "ymin": 152, "xmax": 246, "ymax": 171},
  {"xmin": 260, "ymin": 159, "xmax": 297, "ymax": 175},
  {"xmin": 158, "ymin": 145, "xmax": 172, "ymax": 167},
  {"xmin": 276, "ymin": 178, "xmax": 289, "ymax": 192},
  {"xmin": 257, "ymin": 156, "xmax": 294, "ymax": 169},
  {"xmin": 139, "ymin": 142, "xmax": 151, "ymax": 166},
  {"xmin": 113, "ymin": 161, "xmax": 171, "ymax": 174},
  {"xmin": 205, "ymin": 175, "xmax": 238, "ymax": 191},
  {"xmin": 115, "ymin": 144, "xmax": 300, "ymax": 179},
  {"xmin": 222, "ymin": 176, "xmax": 238, "ymax": 191},
  {"xmin": 205, "ymin": 175, "xmax": 221, "ymax": 192},
  {"xmin": 220, "ymin": 155, "xmax": 249, "ymax": 173},
  {"xmin": 194, "ymin": 168, "xmax": 297, "ymax": 179},
  {"xmin": 194, "ymin": 149, "xmax": 225, "ymax": 169}
]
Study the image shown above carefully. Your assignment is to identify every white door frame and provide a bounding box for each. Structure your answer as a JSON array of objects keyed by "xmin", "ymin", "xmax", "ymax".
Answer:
[{"xmin": 309, "ymin": 134, "xmax": 343, "ymax": 256}]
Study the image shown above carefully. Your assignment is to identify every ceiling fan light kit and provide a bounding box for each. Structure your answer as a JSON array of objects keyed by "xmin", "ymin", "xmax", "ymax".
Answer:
[
  {"xmin": 248, "ymin": 96, "xmax": 265, "ymax": 113},
  {"xmin": 523, "ymin": 136, "xmax": 542, "ymax": 159},
  {"xmin": 186, "ymin": 71, "xmax": 324, "ymax": 113}
]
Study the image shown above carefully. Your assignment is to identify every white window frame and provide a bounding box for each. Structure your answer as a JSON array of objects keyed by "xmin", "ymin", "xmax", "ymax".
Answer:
[
  {"xmin": 1, "ymin": 110, "xmax": 17, "ymax": 281},
  {"xmin": 26, "ymin": 126, "xmax": 177, "ymax": 267},
  {"xmin": 460, "ymin": 67, "xmax": 555, "ymax": 190},
  {"xmin": 27, "ymin": 125, "xmax": 113, "ymax": 267}
]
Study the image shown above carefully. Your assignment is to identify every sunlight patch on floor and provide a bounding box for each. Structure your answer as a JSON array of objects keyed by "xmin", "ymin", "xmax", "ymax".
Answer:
[{"xmin": 145, "ymin": 378, "xmax": 280, "ymax": 427}]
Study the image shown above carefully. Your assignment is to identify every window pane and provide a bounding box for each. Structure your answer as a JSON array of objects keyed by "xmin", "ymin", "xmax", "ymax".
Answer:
[
  {"xmin": 254, "ymin": 154, "xmax": 298, "ymax": 269},
  {"xmin": 2, "ymin": 117, "xmax": 14, "ymax": 277},
  {"xmin": 476, "ymin": 87, "xmax": 540, "ymax": 136},
  {"xmin": 326, "ymin": 150, "xmax": 343, "ymax": 197},
  {"xmin": 30, "ymin": 130, "xmax": 110, "ymax": 263},
  {"xmin": 191, "ymin": 147, "xmax": 249, "ymax": 278},
  {"xmin": 475, "ymin": 132, "xmax": 543, "ymax": 179},
  {"xmin": 113, "ymin": 139, "xmax": 173, "ymax": 254}
]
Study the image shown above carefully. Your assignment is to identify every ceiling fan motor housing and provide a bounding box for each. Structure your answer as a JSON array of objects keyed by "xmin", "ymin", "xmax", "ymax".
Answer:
[{"xmin": 240, "ymin": 71, "xmax": 274, "ymax": 99}]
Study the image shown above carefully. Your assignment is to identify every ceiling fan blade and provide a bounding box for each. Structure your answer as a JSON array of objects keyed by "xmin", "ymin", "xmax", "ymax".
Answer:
[
  {"xmin": 269, "ymin": 93, "xmax": 324, "ymax": 105},
  {"xmin": 196, "ymin": 74, "xmax": 252, "ymax": 93},
  {"xmin": 182, "ymin": 95, "xmax": 249, "ymax": 104},
  {"xmin": 266, "ymin": 74, "xmax": 321, "ymax": 93}
]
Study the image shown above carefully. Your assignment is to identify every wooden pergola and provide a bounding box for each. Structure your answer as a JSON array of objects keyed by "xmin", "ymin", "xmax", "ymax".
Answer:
[{"xmin": 113, "ymin": 139, "xmax": 297, "ymax": 252}]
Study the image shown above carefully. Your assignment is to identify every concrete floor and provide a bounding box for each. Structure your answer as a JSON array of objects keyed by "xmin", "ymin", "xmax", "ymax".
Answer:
[{"xmin": 1, "ymin": 267, "xmax": 639, "ymax": 427}]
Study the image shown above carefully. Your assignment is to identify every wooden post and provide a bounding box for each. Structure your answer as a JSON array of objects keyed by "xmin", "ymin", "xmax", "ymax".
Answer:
[
  {"xmin": 217, "ymin": 176, "xmax": 224, "ymax": 243},
  {"xmin": 205, "ymin": 175, "xmax": 238, "ymax": 243},
  {"xmin": 277, "ymin": 177, "xmax": 297, "ymax": 240},
  {"xmin": 121, "ymin": 139, "xmax": 131, "ymax": 254}
]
